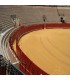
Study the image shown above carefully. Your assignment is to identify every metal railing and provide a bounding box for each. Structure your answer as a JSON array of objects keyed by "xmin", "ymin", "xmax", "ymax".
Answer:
[
  {"xmin": 0, "ymin": 55, "xmax": 24, "ymax": 75},
  {"xmin": 7, "ymin": 61, "xmax": 24, "ymax": 75}
]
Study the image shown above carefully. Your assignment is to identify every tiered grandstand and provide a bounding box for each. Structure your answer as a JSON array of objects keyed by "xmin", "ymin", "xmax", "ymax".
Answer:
[{"xmin": 0, "ymin": 5, "xmax": 70, "ymax": 75}]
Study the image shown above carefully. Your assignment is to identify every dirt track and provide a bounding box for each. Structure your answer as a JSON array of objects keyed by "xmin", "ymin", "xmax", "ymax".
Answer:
[{"xmin": 14, "ymin": 29, "xmax": 70, "ymax": 74}]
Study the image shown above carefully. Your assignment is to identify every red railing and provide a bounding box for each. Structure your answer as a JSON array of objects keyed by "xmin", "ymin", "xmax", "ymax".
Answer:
[{"xmin": 9, "ymin": 23, "xmax": 70, "ymax": 75}]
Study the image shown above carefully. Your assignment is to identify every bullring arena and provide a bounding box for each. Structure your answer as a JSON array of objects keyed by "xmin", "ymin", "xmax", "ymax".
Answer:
[{"xmin": 1, "ymin": 6, "xmax": 70, "ymax": 75}]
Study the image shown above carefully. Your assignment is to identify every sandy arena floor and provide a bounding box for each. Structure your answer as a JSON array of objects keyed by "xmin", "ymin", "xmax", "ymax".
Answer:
[{"xmin": 13, "ymin": 29, "xmax": 70, "ymax": 74}]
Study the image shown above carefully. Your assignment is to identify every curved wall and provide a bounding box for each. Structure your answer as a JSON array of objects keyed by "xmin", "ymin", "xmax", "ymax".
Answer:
[{"xmin": 9, "ymin": 23, "xmax": 70, "ymax": 75}]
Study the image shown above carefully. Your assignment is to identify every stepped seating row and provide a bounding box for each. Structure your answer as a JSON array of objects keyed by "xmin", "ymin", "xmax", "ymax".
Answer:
[
  {"xmin": 0, "ymin": 14, "xmax": 14, "ymax": 32},
  {"xmin": 0, "ymin": 6, "xmax": 70, "ymax": 31}
]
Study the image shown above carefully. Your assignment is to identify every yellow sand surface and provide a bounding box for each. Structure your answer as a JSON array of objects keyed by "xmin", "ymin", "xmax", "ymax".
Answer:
[{"xmin": 18, "ymin": 29, "xmax": 70, "ymax": 74}]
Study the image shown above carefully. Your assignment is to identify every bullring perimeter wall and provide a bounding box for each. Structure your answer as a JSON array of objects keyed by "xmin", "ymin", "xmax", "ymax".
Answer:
[{"xmin": 9, "ymin": 23, "xmax": 70, "ymax": 75}]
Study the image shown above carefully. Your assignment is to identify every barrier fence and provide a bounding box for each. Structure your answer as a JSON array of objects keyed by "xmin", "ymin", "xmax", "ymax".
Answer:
[{"xmin": 9, "ymin": 23, "xmax": 70, "ymax": 75}]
